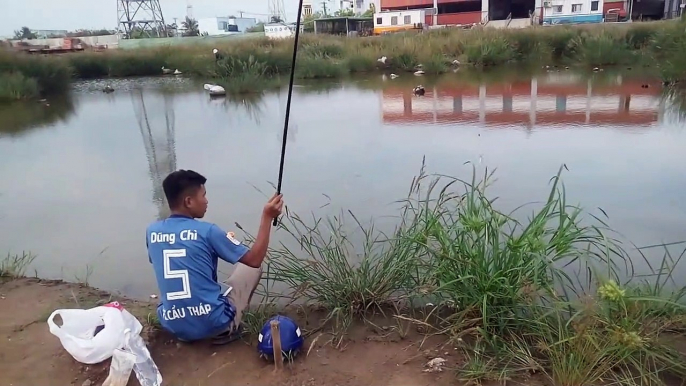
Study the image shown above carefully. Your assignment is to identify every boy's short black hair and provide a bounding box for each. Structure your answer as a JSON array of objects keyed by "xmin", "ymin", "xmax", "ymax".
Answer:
[{"xmin": 162, "ymin": 170, "xmax": 207, "ymax": 209}]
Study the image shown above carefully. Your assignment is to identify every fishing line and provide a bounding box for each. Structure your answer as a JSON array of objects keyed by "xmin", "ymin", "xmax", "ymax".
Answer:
[{"xmin": 274, "ymin": 0, "xmax": 305, "ymax": 226}]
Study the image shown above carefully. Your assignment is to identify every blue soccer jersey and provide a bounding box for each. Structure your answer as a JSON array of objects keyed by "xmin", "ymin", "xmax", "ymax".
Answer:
[{"xmin": 146, "ymin": 214, "xmax": 249, "ymax": 341}]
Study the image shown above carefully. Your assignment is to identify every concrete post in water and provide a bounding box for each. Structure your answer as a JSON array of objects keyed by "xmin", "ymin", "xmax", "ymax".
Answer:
[
  {"xmin": 479, "ymin": 85, "xmax": 486, "ymax": 124},
  {"xmin": 586, "ymin": 79, "xmax": 592, "ymax": 124},
  {"xmin": 530, "ymin": 77, "xmax": 537, "ymax": 126}
]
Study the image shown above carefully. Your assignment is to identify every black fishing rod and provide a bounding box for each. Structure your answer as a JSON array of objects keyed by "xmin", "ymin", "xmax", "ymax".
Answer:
[{"xmin": 274, "ymin": 0, "xmax": 305, "ymax": 226}]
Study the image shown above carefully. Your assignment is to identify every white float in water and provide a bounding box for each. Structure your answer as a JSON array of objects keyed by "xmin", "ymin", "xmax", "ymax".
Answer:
[{"xmin": 203, "ymin": 84, "xmax": 226, "ymax": 96}]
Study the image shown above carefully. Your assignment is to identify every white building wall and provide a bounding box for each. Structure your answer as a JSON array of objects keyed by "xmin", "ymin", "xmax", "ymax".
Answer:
[
  {"xmin": 374, "ymin": 9, "xmax": 426, "ymax": 29},
  {"xmin": 541, "ymin": 0, "xmax": 604, "ymax": 23},
  {"xmin": 198, "ymin": 18, "xmax": 224, "ymax": 36},
  {"xmin": 198, "ymin": 17, "xmax": 257, "ymax": 36},
  {"xmin": 264, "ymin": 23, "xmax": 295, "ymax": 39}
]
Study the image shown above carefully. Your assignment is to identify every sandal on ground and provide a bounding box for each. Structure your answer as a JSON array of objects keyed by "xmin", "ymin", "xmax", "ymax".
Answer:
[{"xmin": 211, "ymin": 324, "xmax": 245, "ymax": 346}]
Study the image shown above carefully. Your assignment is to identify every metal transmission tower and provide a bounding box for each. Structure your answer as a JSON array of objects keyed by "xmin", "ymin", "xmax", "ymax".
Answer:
[
  {"xmin": 117, "ymin": 0, "xmax": 167, "ymax": 38},
  {"xmin": 268, "ymin": 0, "xmax": 287, "ymax": 21},
  {"xmin": 132, "ymin": 89, "xmax": 177, "ymax": 220}
]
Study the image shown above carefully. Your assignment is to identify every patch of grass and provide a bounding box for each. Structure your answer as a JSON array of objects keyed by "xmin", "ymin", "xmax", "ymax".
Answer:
[
  {"xmin": 295, "ymin": 55, "xmax": 347, "ymax": 79},
  {"xmin": 420, "ymin": 54, "xmax": 450, "ymax": 74},
  {"xmin": 0, "ymin": 52, "xmax": 71, "ymax": 97},
  {"xmin": 345, "ymin": 52, "xmax": 377, "ymax": 73},
  {"xmin": 1, "ymin": 251, "xmax": 37, "ymax": 278},
  {"xmin": 464, "ymin": 37, "xmax": 516, "ymax": 67},
  {"xmin": 569, "ymin": 31, "xmax": 633, "ymax": 67},
  {"xmin": 651, "ymin": 23, "xmax": 686, "ymax": 83},
  {"xmin": 396, "ymin": 163, "xmax": 623, "ymax": 340},
  {"xmin": 267, "ymin": 210, "xmax": 419, "ymax": 344},
  {"xmin": 214, "ymin": 55, "xmax": 278, "ymax": 93},
  {"xmin": 0, "ymin": 72, "xmax": 39, "ymax": 101},
  {"xmin": 241, "ymin": 302, "xmax": 278, "ymax": 338}
]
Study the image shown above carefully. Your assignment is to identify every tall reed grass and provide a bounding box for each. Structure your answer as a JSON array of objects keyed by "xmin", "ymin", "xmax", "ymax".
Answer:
[
  {"xmin": 0, "ymin": 72, "xmax": 38, "ymax": 101},
  {"xmin": 0, "ymin": 251, "xmax": 37, "ymax": 278},
  {"xmin": 264, "ymin": 160, "xmax": 686, "ymax": 383},
  {"xmin": 3, "ymin": 20, "xmax": 685, "ymax": 99},
  {"xmin": 0, "ymin": 51, "xmax": 71, "ymax": 100}
]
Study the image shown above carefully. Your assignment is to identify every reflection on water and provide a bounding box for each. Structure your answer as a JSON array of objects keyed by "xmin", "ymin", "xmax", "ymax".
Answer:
[
  {"xmin": 0, "ymin": 96, "xmax": 75, "ymax": 137},
  {"xmin": 0, "ymin": 72, "xmax": 685, "ymax": 300},
  {"xmin": 382, "ymin": 73, "xmax": 671, "ymax": 129},
  {"xmin": 132, "ymin": 89, "xmax": 177, "ymax": 220}
]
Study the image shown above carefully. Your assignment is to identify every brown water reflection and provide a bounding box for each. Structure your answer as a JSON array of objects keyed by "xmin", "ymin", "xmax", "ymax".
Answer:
[{"xmin": 381, "ymin": 74, "xmax": 665, "ymax": 128}]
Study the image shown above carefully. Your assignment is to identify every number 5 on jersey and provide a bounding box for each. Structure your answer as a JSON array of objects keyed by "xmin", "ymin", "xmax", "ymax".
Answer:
[{"xmin": 163, "ymin": 249, "xmax": 192, "ymax": 300}]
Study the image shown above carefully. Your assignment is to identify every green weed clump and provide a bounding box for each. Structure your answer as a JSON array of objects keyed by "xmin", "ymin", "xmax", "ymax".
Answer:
[
  {"xmin": 214, "ymin": 55, "xmax": 277, "ymax": 93},
  {"xmin": 650, "ymin": 22, "xmax": 686, "ymax": 83},
  {"xmin": 568, "ymin": 31, "xmax": 633, "ymax": 66},
  {"xmin": 0, "ymin": 52, "xmax": 71, "ymax": 97},
  {"xmin": 295, "ymin": 55, "xmax": 347, "ymax": 79},
  {"xmin": 0, "ymin": 72, "xmax": 39, "ymax": 101},
  {"xmin": 267, "ymin": 211, "xmax": 419, "ymax": 343},
  {"xmin": 464, "ymin": 36, "xmax": 517, "ymax": 67},
  {"xmin": 396, "ymin": 164, "xmax": 623, "ymax": 339},
  {"xmin": 0, "ymin": 251, "xmax": 37, "ymax": 278}
]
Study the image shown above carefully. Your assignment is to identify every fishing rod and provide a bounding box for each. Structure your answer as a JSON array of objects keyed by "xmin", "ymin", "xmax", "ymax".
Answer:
[{"xmin": 274, "ymin": 0, "xmax": 305, "ymax": 226}]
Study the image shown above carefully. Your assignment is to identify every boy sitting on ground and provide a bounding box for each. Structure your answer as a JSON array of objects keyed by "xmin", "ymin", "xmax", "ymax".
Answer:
[{"xmin": 146, "ymin": 169, "xmax": 283, "ymax": 344}]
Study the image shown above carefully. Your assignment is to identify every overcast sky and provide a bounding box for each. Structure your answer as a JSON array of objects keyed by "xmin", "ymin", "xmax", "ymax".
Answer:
[{"xmin": 1, "ymin": 0, "xmax": 324, "ymax": 37}]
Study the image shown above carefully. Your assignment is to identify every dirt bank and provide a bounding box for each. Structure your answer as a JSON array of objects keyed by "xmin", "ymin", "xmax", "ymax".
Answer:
[{"xmin": 0, "ymin": 278, "xmax": 474, "ymax": 386}]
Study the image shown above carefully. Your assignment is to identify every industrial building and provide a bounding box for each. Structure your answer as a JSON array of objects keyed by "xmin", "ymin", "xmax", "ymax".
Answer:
[
  {"xmin": 373, "ymin": 0, "xmax": 682, "ymax": 33},
  {"xmin": 197, "ymin": 16, "xmax": 258, "ymax": 36}
]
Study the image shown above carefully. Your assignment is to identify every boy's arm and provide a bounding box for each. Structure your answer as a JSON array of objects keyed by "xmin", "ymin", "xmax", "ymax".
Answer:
[
  {"xmin": 235, "ymin": 215, "xmax": 273, "ymax": 268},
  {"xmin": 207, "ymin": 193, "xmax": 283, "ymax": 269},
  {"xmin": 207, "ymin": 224, "xmax": 250, "ymax": 264}
]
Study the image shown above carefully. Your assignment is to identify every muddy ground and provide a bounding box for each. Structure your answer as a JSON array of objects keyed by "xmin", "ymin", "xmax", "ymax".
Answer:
[{"xmin": 0, "ymin": 278, "xmax": 486, "ymax": 386}]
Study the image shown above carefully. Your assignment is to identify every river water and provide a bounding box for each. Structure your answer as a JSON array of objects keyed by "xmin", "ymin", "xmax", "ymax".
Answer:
[{"xmin": 1, "ymin": 70, "xmax": 685, "ymax": 300}]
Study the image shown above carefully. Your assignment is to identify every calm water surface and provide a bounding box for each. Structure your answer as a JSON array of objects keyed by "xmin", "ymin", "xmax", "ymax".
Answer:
[{"xmin": 1, "ymin": 71, "xmax": 685, "ymax": 299}]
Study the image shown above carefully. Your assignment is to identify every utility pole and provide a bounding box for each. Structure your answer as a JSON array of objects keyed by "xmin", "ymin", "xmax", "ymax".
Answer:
[
  {"xmin": 321, "ymin": 1, "xmax": 328, "ymax": 16},
  {"xmin": 238, "ymin": 10, "xmax": 244, "ymax": 18}
]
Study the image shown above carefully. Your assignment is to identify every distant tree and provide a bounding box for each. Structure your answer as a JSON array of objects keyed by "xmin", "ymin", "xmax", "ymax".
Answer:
[
  {"xmin": 182, "ymin": 17, "xmax": 200, "ymax": 36},
  {"xmin": 270, "ymin": 15, "xmax": 284, "ymax": 23},
  {"xmin": 13, "ymin": 27, "xmax": 36, "ymax": 40},
  {"xmin": 362, "ymin": 8, "xmax": 374, "ymax": 17},
  {"xmin": 165, "ymin": 24, "xmax": 177, "ymax": 37},
  {"xmin": 246, "ymin": 23, "xmax": 265, "ymax": 32},
  {"xmin": 67, "ymin": 29, "xmax": 115, "ymax": 37},
  {"xmin": 335, "ymin": 9, "xmax": 355, "ymax": 17}
]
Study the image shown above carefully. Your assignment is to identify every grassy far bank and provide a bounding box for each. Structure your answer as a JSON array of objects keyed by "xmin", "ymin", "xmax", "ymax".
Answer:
[
  {"xmin": 6, "ymin": 163, "xmax": 686, "ymax": 385},
  {"xmin": 1, "ymin": 20, "xmax": 686, "ymax": 100}
]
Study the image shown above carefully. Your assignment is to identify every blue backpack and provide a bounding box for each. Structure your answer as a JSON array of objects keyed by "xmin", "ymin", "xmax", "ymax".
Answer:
[{"xmin": 257, "ymin": 315, "xmax": 304, "ymax": 360}]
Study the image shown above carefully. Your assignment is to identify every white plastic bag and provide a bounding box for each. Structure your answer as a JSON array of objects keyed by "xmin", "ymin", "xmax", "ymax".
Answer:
[
  {"xmin": 102, "ymin": 348, "xmax": 137, "ymax": 386},
  {"xmin": 47, "ymin": 301, "xmax": 143, "ymax": 364}
]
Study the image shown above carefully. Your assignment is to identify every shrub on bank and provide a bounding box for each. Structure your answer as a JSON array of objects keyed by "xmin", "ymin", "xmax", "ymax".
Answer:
[
  {"xmin": 3, "ymin": 20, "xmax": 685, "ymax": 97},
  {"xmin": 263, "ymin": 162, "xmax": 686, "ymax": 384},
  {"xmin": 0, "ymin": 52, "xmax": 71, "ymax": 98},
  {"xmin": 0, "ymin": 72, "xmax": 39, "ymax": 101}
]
